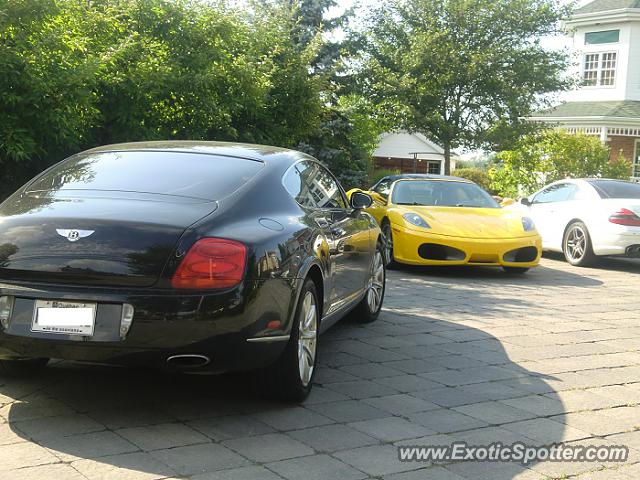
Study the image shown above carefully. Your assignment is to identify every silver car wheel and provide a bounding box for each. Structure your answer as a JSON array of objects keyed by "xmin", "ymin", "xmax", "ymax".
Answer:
[
  {"xmin": 367, "ymin": 250, "xmax": 385, "ymax": 313},
  {"xmin": 297, "ymin": 291, "xmax": 317, "ymax": 387},
  {"xmin": 565, "ymin": 225, "xmax": 587, "ymax": 262}
]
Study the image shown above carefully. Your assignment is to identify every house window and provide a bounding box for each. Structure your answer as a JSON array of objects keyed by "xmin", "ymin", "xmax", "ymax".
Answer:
[
  {"xmin": 427, "ymin": 161, "xmax": 441, "ymax": 174},
  {"xmin": 582, "ymin": 52, "xmax": 617, "ymax": 87},
  {"xmin": 585, "ymin": 29, "xmax": 620, "ymax": 45},
  {"xmin": 634, "ymin": 140, "xmax": 640, "ymax": 179}
]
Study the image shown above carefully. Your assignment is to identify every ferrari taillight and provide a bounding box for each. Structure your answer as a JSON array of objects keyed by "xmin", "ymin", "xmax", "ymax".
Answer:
[
  {"xmin": 608, "ymin": 208, "xmax": 640, "ymax": 227},
  {"xmin": 172, "ymin": 238, "xmax": 247, "ymax": 290}
]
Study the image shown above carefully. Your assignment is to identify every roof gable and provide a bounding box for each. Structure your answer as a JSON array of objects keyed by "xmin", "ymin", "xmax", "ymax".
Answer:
[
  {"xmin": 576, "ymin": 0, "xmax": 640, "ymax": 14},
  {"xmin": 532, "ymin": 101, "xmax": 640, "ymax": 119},
  {"xmin": 373, "ymin": 132, "xmax": 445, "ymax": 159}
]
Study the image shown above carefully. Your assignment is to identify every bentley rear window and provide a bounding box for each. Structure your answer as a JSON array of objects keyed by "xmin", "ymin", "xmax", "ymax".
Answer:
[{"xmin": 26, "ymin": 151, "xmax": 263, "ymax": 200}]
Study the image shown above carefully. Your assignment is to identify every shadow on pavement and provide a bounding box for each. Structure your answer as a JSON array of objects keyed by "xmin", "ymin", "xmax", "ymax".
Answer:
[
  {"xmin": 543, "ymin": 251, "xmax": 640, "ymax": 274},
  {"xmin": 1, "ymin": 268, "xmax": 569, "ymax": 478}
]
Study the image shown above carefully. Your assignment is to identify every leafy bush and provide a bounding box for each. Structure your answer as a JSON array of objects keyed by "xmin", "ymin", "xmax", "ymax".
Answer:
[
  {"xmin": 451, "ymin": 168, "xmax": 491, "ymax": 191},
  {"xmin": 0, "ymin": 0, "xmax": 372, "ymax": 200},
  {"xmin": 490, "ymin": 130, "xmax": 632, "ymax": 197}
]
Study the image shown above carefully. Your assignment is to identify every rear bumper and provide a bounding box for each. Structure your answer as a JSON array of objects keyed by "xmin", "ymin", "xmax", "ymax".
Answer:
[
  {"xmin": 391, "ymin": 224, "xmax": 542, "ymax": 267},
  {"xmin": 592, "ymin": 229, "xmax": 640, "ymax": 257},
  {"xmin": 0, "ymin": 278, "xmax": 296, "ymax": 373}
]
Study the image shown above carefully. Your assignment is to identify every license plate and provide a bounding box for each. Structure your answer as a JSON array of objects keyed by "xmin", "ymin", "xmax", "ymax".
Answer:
[{"xmin": 32, "ymin": 300, "xmax": 97, "ymax": 336}]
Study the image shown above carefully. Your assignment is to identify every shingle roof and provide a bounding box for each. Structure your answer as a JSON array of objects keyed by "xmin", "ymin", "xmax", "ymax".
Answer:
[
  {"xmin": 575, "ymin": 0, "xmax": 640, "ymax": 14},
  {"xmin": 533, "ymin": 101, "xmax": 640, "ymax": 119}
]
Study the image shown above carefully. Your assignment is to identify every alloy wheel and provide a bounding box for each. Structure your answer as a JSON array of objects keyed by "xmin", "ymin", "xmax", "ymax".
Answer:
[
  {"xmin": 297, "ymin": 291, "xmax": 317, "ymax": 387},
  {"xmin": 565, "ymin": 225, "xmax": 587, "ymax": 262},
  {"xmin": 367, "ymin": 250, "xmax": 385, "ymax": 313}
]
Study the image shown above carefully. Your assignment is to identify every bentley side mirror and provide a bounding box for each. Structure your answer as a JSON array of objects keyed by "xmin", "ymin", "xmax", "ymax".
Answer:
[
  {"xmin": 520, "ymin": 197, "xmax": 532, "ymax": 206},
  {"xmin": 350, "ymin": 191, "xmax": 373, "ymax": 210}
]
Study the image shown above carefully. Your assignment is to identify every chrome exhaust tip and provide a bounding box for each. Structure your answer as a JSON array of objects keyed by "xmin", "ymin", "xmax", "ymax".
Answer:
[{"xmin": 166, "ymin": 354, "xmax": 211, "ymax": 368}]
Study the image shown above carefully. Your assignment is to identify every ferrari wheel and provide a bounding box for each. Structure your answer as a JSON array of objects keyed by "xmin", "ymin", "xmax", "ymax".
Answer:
[{"xmin": 381, "ymin": 221, "xmax": 397, "ymax": 268}]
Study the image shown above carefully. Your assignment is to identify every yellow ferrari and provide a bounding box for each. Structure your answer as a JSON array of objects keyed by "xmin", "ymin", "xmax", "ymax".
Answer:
[{"xmin": 348, "ymin": 174, "xmax": 541, "ymax": 273}]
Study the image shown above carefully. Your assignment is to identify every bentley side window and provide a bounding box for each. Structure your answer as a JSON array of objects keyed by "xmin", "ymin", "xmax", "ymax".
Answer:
[{"xmin": 283, "ymin": 161, "xmax": 347, "ymax": 209}]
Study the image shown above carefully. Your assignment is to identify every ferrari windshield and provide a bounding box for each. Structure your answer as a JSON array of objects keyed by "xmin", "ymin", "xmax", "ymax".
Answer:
[{"xmin": 391, "ymin": 180, "xmax": 499, "ymax": 208}]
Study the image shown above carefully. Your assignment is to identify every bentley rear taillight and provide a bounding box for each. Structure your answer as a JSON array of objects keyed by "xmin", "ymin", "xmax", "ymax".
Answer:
[
  {"xmin": 609, "ymin": 208, "xmax": 640, "ymax": 227},
  {"xmin": 172, "ymin": 238, "xmax": 247, "ymax": 289}
]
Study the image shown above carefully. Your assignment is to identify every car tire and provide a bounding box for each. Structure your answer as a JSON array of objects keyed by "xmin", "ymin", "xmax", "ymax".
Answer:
[
  {"xmin": 563, "ymin": 221, "xmax": 597, "ymax": 267},
  {"xmin": 349, "ymin": 242, "xmax": 386, "ymax": 324},
  {"xmin": 259, "ymin": 278, "xmax": 319, "ymax": 402},
  {"xmin": 503, "ymin": 267, "xmax": 529, "ymax": 274},
  {"xmin": 0, "ymin": 358, "xmax": 49, "ymax": 377},
  {"xmin": 381, "ymin": 221, "xmax": 398, "ymax": 269}
]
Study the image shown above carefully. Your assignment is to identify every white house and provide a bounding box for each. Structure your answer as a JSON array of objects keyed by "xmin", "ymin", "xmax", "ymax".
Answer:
[
  {"xmin": 528, "ymin": 0, "xmax": 640, "ymax": 178},
  {"xmin": 372, "ymin": 132, "xmax": 457, "ymax": 175}
]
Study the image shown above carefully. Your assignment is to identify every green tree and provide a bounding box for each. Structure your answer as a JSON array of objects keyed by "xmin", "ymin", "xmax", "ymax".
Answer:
[
  {"xmin": 452, "ymin": 167, "xmax": 491, "ymax": 191},
  {"xmin": 490, "ymin": 130, "xmax": 632, "ymax": 197},
  {"xmin": 356, "ymin": 0, "xmax": 572, "ymax": 175},
  {"xmin": 0, "ymin": 0, "xmax": 100, "ymax": 195}
]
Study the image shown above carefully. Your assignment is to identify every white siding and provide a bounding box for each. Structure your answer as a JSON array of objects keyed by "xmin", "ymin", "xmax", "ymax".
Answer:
[
  {"xmin": 373, "ymin": 132, "xmax": 444, "ymax": 160},
  {"xmin": 628, "ymin": 20, "xmax": 640, "ymax": 100},
  {"xmin": 565, "ymin": 21, "xmax": 635, "ymax": 103}
]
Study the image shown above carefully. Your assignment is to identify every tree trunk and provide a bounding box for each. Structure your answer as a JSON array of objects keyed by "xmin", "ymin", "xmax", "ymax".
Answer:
[{"xmin": 443, "ymin": 141, "xmax": 451, "ymax": 175}]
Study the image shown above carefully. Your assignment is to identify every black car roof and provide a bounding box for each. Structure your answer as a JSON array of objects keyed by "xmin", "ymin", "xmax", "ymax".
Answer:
[
  {"xmin": 376, "ymin": 174, "xmax": 472, "ymax": 184},
  {"xmin": 84, "ymin": 141, "xmax": 305, "ymax": 165}
]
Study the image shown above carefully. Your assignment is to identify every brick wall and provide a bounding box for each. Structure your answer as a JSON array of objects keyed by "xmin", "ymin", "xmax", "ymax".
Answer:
[
  {"xmin": 373, "ymin": 156, "xmax": 440, "ymax": 174},
  {"xmin": 608, "ymin": 136, "xmax": 638, "ymax": 162}
]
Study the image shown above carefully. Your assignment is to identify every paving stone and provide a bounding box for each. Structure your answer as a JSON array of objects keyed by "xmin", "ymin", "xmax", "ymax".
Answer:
[
  {"xmin": 307, "ymin": 400, "xmax": 389, "ymax": 422},
  {"xmin": 13, "ymin": 413, "xmax": 105, "ymax": 441},
  {"xmin": 73, "ymin": 451, "xmax": 177, "ymax": 480},
  {"xmin": 363, "ymin": 394, "xmax": 441, "ymax": 415},
  {"xmin": 373, "ymin": 375, "xmax": 443, "ymax": 393},
  {"xmin": 454, "ymin": 401, "xmax": 537, "ymax": 425},
  {"xmin": 191, "ymin": 465, "xmax": 283, "ymax": 480},
  {"xmin": 501, "ymin": 418, "xmax": 591, "ymax": 443},
  {"xmin": 383, "ymin": 466, "xmax": 466, "ymax": 480},
  {"xmin": 287, "ymin": 424, "xmax": 378, "ymax": 452},
  {"xmin": 116, "ymin": 422, "xmax": 209, "ymax": 451},
  {"xmin": 338, "ymin": 362, "xmax": 405, "ymax": 379},
  {"xmin": 408, "ymin": 409, "xmax": 488, "ymax": 433},
  {"xmin": 0, "ymin": 441, "xmax": 60, "ymax": 471},
  {"xmin": 324, "ymin": 379, "xmax": 399, "ymax": 399},
  {"xmin": 267, "ymin": 454, "xmax": 367, "ymax": 480},
  {"xmin": 334, "ymin": 445, "xmax": 423, "ymax": 476},
  {"xmin": 223, "ymin": 433, "xmax": 314, "ymax": 463},
  {"xmin": 151, "ymin": 443, "xmax": 248, "ymax": 476},
  {"xmin": 189, "ymin": 414, "xmax": 275, "ymax": 441},
  {"xmin": 45, "ymin": 430, "xmax": 139, "ymax": 461},
  {"xmin": 6, "ymin": 463, "xmax": 88, "ymax": 480},
  {"xmin": 251, "ymin": 406, "xmax": 333, "ymax": 431},
  {"xmin": 349, "ymin": 416, "xmax": 435, "ymax": 442}
]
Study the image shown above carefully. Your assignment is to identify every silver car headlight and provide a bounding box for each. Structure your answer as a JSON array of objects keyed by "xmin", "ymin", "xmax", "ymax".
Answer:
[{"xmin": 403, "ymin": 213, "xmax": 430, "ymax": 229}]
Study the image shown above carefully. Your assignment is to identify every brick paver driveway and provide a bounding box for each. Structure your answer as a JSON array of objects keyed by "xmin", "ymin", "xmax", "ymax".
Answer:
[{"xmin": 1, "ymin": 255, "xmax": 640, "ymax": 480}]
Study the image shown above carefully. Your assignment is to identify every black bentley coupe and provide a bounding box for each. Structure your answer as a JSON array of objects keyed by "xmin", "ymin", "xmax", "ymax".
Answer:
[{"xmin": 0, "ymin": 142, "xmax": 386, "ymax": 401}]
